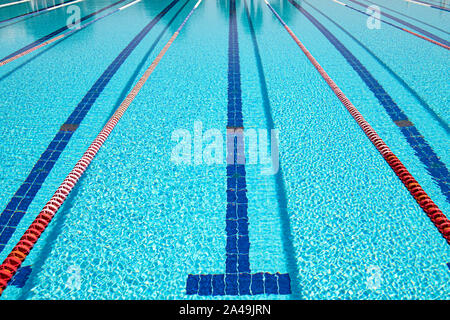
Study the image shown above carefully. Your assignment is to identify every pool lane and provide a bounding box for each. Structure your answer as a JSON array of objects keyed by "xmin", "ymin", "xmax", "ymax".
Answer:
[
  {"xmin": 289, "ymin": 0, "xmax": 450, "ymax": 205},
  {"xmin": 186, "ymin": 0, "xmax": 291, "ymax": 297},
  {"xmin": 405, "ymin": 0, "xmax": 450, "ymax": 12},
  {"xmin": 0, "ymin": 0, "xmax": 181, "ymax": 253},
  {"xmin": 0, "ymin": 0, "xmax": 31, "ymax": 21},
  {"xmin": 303, "ymin": 2, "xmax": 449, "ymax": 136},
  {"xmin": 0, "ymin": 1, "xmax": 86, "ymax": 32},
  {"xmin": 0, "ymin": 0, "xmax": 130, "ymax": 58},
  {"xmin": 326, "ymin": 0, "xmax": 450, "ymax": 49},
  {"xmin": 1, "ymin": 0, "xmax": 234, "ymax": 299},
  {"xmin": 262, "ymin": 0, "xmax": 449, "ymax": 298},
  {"xmin": 0, "ymin": 0, "xmax": 448, "ymax": 300},
  {"xmin": 0, "ymin": 0, "xmax": 30, "ymax": 9}
]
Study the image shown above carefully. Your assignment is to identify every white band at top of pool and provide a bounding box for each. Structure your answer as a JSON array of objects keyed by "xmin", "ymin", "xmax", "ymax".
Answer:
[
  {"xmin": 194, "ymin": 0, "xmax": 202, "ymax": 9},
  {"xmin": 333, "ymin": 0, "xmax": 347, "ymax": 6},
  {"xmin": 0, "ymin": 0, "xmax": 29, "ymax": 9},
  {"xmin": 404, "ymin": 0, "xmax": 431, "ymax": 7},
  {"xmin": 46, "ymin": 0, "xmax": 84, "ymax": 12},
  {"xmin": 119, "ymin": 0, "xmax": 142, "ymax": 10}
]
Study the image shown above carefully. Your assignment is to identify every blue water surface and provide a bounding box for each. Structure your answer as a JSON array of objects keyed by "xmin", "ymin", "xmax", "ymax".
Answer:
[{"xmin": 0, "ymin": 0, "xmax": 448, "ymax": 299}]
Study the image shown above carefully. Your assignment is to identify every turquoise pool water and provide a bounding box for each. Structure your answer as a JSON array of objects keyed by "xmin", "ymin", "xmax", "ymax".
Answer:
[{"xmin": 0, "ymin": 0, "xmax": 449, "ymax": 299}]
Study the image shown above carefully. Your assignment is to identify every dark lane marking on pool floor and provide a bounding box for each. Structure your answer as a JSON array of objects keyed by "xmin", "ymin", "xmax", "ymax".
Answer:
[
  {"xmin": 288, "ymin": 0, "xmax": 450, "ymax": 204},
  {"xmin": 9, "ymin": 265, "xmax": 32, "ymax": 288},
  {"xmin": 186, "ymin": 0, "xmax": 291, "ymax": 296},
  {"xmin": 0, "ymin": 0, "xmax": 182, "ymax": 253},
  {"xmin": 346, "ymin": 0, "xmax": 450, "ymax": 46},
  {"xmin": 0, "ymin": 0, "xmax": 129, "ymax": 63}
]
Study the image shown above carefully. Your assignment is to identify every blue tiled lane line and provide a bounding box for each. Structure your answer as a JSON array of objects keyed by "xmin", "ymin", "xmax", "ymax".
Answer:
[
  {"xmin": 288, "ymin": 0, "xmax": 450, "ymax": 203},
  {"xmin": 186, "ymin": 0, "xmax": 291, "ymax": 296},
  {"xmin": 0, "ymin": 0, "xmax": 182, "ymax": 253},
  {"xmin": 0, "ymin": 0, "xmax": 129, "ymax": 62},
  {"xmin": 10, "ymin": 265, "xmax": 32, "ymax": 288}
]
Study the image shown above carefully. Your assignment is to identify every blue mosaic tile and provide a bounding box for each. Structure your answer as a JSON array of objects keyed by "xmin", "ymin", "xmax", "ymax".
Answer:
[
  {"xmin": 238, "ymin": 273, "xmax": 251, "ymax": 295},
  {"xmin": 198, "ymin": 275, "xmax": 212, "ymax": 296},
  {"xmin": 212, "ymin": 274, "xmax": 225, "ymax": 296},
  {"xmin": 251, "ymin": 273, "xmax": 264, "ymax": 295},
  {"xmin": 225, "ymin": 274, "xmax": 238, "ymax": 295},
  {"xmin": 264, "ymin": 273, "xmax": 278, "ymax": 294},
  {"xmin": 10, "ymin": 265, "xmax": 32, "ymax": 288},
  {"xmin": 277, "ymin": 273, "xmax": 292, "ymax": 294},
  {"xmin": 186, "ymin": 274, "xmax": 199, "ymax": 295}
]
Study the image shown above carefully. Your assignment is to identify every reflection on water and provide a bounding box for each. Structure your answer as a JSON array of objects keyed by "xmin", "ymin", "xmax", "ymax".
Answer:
[
  {"xmin": 217, "ymin": 0, "xmax": 298, "ymax": 32},
  {"xmin": 29, "ymin": 0, "xmax": 65, "ymax": 12},
  {"xmin": 2, "ymin": 0, "xmax": 305, "ymax": 54}
]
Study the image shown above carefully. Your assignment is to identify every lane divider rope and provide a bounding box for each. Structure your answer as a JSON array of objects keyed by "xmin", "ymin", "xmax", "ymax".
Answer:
[
  {"xmin": 0, "ymin": 0, "xmax": 141, "ymax": 67},
  {"xmin": 264, "ymin": 0, "xmax": 450, "ymax": 243},
  {"xmin": 0, "ymin": 0, "xmax": 204, "ymax": 296}
]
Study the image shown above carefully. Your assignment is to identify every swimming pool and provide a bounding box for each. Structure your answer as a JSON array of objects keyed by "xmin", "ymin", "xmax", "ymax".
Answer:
[{"xmin": 0, "ymin": 0, "xmax": 448, "ymax": 300}]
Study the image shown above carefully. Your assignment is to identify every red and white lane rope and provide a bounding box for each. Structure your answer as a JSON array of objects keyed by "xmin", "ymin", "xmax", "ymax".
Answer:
[
  {"xmin": 264, "ymin": 0, "xmax": 450, "ymax": 243},
  {"xmin": 0, "ymin": 0, "xmax": 204, "ymax": 296}
]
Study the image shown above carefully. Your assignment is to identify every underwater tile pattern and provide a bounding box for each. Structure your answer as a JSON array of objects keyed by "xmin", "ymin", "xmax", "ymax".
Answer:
[{"xmin": 0, "ymin": 0, "xmax": 448, "ymax": 300}]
